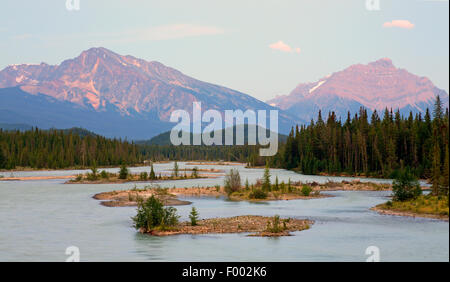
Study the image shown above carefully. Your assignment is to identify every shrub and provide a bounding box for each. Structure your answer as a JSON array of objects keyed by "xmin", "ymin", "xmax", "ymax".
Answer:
[
  {"xmin": 301, "ymin": 185, "xmax": 312, "ymax": 196},
  {"xmin": 139, "ymin": 172, "xmax": 148, "ymax": 180},
  {"xmin": 100, "ymin": 170, "xmax": 109, "ymax": 179},
  {"xmin": 265, "ymin": 215, "xmax": 284, "ymax": 233},
  {"xmin": 189, "ymin": 207, "xmax": 199, "ymax": 226},
  {"xmin": 392, "ymin": 168, "xmax": 422, "ymax": 201},
  {"xmin": 119, "ymin": 164, "xmax": 129, "ymax": 180},
  {"xmin": 224, "ymin": 169, "xmax": 241, "ymax": 196},
  {"xmin": 132, "ymin": 196, "xmax": 179, "ymax": 231},
  {"xmin": 249, "ymin": 188, "xmax": 267, "ymax": 199},
  {"xmin": 88, "ymin": 165, "xmax": 99, "ymax": 180},
  {"xmin": 192, "ymin": 167, "xmax": 199, "ymax": 178}
]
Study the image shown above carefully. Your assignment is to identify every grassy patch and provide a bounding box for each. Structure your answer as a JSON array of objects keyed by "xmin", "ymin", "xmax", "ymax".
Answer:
[{"xmin": 377, "ymin": 195, "xmax": 449, "ymax": 217}]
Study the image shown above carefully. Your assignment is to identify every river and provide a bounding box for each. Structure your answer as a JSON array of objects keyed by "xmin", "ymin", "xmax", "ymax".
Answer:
[{"xmin": 0, "ymin": 162, "xmax": 448, "ymax": 261}]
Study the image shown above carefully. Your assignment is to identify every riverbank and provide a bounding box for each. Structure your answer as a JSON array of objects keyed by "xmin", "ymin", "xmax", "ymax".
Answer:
[
  {"xmin": 140, "ymin": 215, "xmax": 313, "ymax": 237},
  {"xmin": 371, "ymin": 196, "xmax": 449, "ymax": 221},
  {"xmin": 0, "ymin": 175, "xmax": 76, "ymax": 181},
  {"xmin": 312, "ymin": 180, "xmax": 392, "ymax": 191}
]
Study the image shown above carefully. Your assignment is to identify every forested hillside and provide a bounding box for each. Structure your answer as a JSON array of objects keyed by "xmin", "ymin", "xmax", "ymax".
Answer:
[{"xmin": 272, "ymin": 96, "xmax": 449, "ymax": 188}]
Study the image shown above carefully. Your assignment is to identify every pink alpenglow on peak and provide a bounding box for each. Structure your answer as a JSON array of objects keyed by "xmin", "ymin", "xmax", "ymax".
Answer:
[{"xmin": 267, "ymin": 58, "xmax": 449, "ymax": 124}]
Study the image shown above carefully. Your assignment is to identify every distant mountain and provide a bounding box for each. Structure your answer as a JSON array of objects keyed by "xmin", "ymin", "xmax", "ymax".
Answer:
[
  {"xmin": 0, "ymin": 47, "xmax": 296, "ymax": 139},
  {"xmin": 0, "ymin": 122, "xmax": 97, "ymax": 137},
  {"xmin": 267, "ymin": 58, "xmax": 449, "ymax": 123},
  {"xmin": 0, "ymin": 123, "xmax": 33, "ymax": 131},
  {"xmin": 137, "ymin": 124, "xmax": 288, "ymax": 146}
]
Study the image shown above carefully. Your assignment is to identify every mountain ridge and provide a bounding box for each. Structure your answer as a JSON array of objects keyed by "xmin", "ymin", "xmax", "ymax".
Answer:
[
  {"xmin": 267, "ymin": 58, "xmax": 449, "ymax": 122},
  {"xmin": 0, "ymin": 47, "xmax": 296, "ymax": 139}
]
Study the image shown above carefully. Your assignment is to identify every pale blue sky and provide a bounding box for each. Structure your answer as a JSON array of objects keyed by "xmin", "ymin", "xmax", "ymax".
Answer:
[{"xmin": 0, "ymin": 0, "xmax": 448, "ymax": 101}]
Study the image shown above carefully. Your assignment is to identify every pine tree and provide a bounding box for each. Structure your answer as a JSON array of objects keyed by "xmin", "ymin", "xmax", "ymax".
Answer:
[
  {"xmin": 149, "ymin": 163, "xmax": 156, "ymax": 180},
  {"xmin": 189, "ymin": 207, "xmax": 199, "ymax": 226},
  {"xmin": 262, "ymin": 162, "xmax": 271, "ymax": 191},
  {"xmin": 442, "ymin": 145, "xmax": 449, "ymax": 196},
  {"xmin": 173, "ymin": 161, "xmax": 179, "ymax": 177},
  {"xmin": 119, "ymin": 164, "xmax": 129, "ymax": 180}
]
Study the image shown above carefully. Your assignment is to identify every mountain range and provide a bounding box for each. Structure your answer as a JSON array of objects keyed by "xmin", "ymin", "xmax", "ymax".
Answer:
[
  {"xmin": 0, "ymin": 47, "xmax": 295, "ymax": 139},
  {"xmin": 267, "ymin": 58, "xmax": 449, "ymax": 123},
  {"xmin": 0, "ymin": 48, "xmax": 448, "ymax": 140}
]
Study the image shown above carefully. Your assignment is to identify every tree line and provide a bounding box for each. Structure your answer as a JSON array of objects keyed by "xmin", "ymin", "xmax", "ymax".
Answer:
[
  {"xmin": 270, "ymin": 96, "xmax": 449, "ymax": 195},
  {"xmin": 0, "ymin": 128, "xmax": 141, "ymax": 169}
]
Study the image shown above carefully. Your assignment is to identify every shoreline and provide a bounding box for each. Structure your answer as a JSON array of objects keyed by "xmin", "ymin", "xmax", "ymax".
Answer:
[
  {"xmin": 140, "ymin": 215, "xmax": 313, "ymax": 237},
  {"xmin": 371, "ymin": 206, "xmax": 449, "ymax": 221}
]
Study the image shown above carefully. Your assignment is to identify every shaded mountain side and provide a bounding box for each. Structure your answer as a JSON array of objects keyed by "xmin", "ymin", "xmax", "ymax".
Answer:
[
  {"xmin": 0, "ymin": 87, "xmax": 173, "ymax": 140},
  {"xmin": 137, "ymin": 124, "xmax": 288, "ymax": 146}
]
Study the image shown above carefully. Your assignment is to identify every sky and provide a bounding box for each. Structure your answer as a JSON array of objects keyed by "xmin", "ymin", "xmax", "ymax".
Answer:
[{"xmin": 0, "ymin": 0, "xmax": 448, "ymax": 102}]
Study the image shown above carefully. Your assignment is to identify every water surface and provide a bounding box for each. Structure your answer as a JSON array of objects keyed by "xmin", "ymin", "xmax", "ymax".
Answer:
[{"xmin": 0, "ymin": 162, "xmax": 447, "ymax": 261}]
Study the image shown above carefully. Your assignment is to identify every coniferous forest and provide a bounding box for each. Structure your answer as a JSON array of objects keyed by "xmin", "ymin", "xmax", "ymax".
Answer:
[
  {"xmin": 270, "ymin": 96, "xmax": 449, "ymax": 194},
  {"xmin": 0, "ymin": 128, "xmax": 141, "ymax": 169}
]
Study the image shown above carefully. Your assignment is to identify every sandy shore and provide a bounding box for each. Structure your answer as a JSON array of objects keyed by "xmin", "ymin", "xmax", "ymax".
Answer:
[
  {"xmin": 141, "ymin": 215, "xmax": 313, "ymax": 237},
  {"xmin": 0, "ymin": 175, "xmax": 76, "ymax": 181}
]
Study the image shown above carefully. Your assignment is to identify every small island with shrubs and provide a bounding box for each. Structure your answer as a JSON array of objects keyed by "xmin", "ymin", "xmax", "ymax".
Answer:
[
  {"xmin": 132, "ymin": 196, "xmax": 313, "ymax": 237},
  {"xmin": 372, "ymin": 168, "xmax": 449, "ymax": 220},
  {"xmin": 93, "ymin": 165, "xmax": 331, "ymax": 207},
  {"xmin": 68, "ymin": 162, "xmax": 209, "ymax": 184}
]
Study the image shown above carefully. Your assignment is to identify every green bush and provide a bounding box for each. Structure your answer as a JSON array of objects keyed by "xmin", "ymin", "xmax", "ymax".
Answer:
[
  {"xmin": 265, "ymin": 215, "xmax": 285, "ymax": 233},
  {"xmin": 139, "ymin": 172, "xmax": 148, "ymax": 180},
  {"xmin": 301, "ymin": 185, "xmax": 312, "ymax": 196},
  {"xmin": 392, "ymin": 168, "xmax": 422, "ymax": 201},
  {"xmin": 132, "ymin": 196, "xmax": 179, "ymax": 231},
  {"xmin": 119, "ymin": 164, "xmax": 129, "ymax": 179},
  {"xmin": 249, "ymin": 188, "xmax": 267, "ymax": 199},
  {"xmin": 100, "ymin": 170, "xmax": 109, "ymax": 179},
  {"xmin": 192, "ymin": 167, "xmax": 199, "ymax": 178}
]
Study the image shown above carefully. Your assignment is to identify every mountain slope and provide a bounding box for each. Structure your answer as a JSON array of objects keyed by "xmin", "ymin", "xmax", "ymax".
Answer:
[
  {"xmin": 268, "ymin": 58, "xmax": 449, "ymax": 122},
  {"xmin": 137, "ymin": 124, "xmax": 288, "ymax": 146},
  {"xmin": 0, "ymin": 47, "xmax": 296, "ymax": 139}
]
